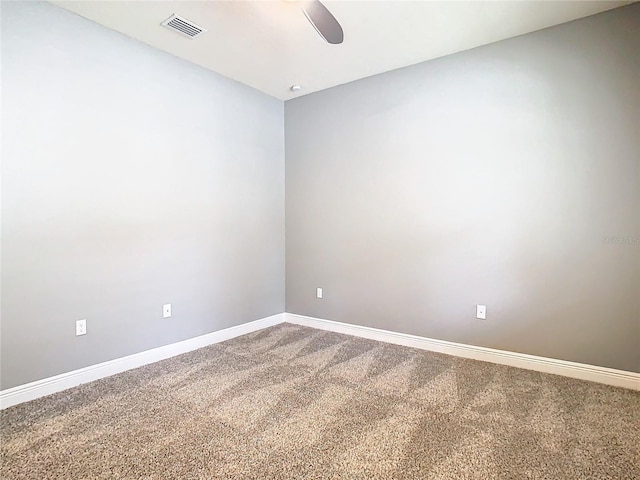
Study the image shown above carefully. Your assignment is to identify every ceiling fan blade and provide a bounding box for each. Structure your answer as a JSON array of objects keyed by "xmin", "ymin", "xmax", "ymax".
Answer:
[{"xmin": 301, "ymin": 0, "xmax": 344, "ymax": 45}]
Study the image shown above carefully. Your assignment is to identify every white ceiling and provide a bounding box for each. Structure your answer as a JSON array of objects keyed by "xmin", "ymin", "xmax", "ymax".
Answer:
[{"xmin": 51, "ymin": 0, "xmax": 632, "ymax": 100}]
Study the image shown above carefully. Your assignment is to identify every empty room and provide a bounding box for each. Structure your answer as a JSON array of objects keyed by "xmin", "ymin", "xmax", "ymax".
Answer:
[{"xmin": 1, "ymin": 0, "xmax": 639, "ymax": 478}]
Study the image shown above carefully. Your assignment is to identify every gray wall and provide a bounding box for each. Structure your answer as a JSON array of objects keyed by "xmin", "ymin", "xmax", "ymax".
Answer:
[
  {"xmin": 1, "ymin": 2, "xmax": 285, "ymax": 389},
  {"xmin": 286, "ymin": 5, "xmax": 640, "ymax": 372},
  {"xmin": 2, "ymin": 2, "xmax": 638, "ymax": 391}
]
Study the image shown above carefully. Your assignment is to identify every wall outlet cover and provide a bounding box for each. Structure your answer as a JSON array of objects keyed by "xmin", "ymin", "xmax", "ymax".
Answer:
[{"xmin": 76, "ymin": 319, "xmax": 87, "ymax": 336}]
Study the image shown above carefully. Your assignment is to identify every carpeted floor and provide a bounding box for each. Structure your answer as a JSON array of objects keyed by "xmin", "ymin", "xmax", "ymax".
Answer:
[{"xmin": 1, "ymin": 323, "xmax": 639, "ymax": 479}]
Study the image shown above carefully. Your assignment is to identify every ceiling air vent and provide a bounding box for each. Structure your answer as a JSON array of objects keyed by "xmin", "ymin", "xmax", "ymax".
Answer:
[{"xmin": 161, "ymin": 14, "xmax": 206, "ymax": 39}]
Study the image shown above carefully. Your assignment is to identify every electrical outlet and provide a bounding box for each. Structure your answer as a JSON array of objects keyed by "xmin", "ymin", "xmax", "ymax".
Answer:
[
  {"xmin": 76, "ymin": 319, "xmax": 87, "ymax": 336},
  {"xmin": 316, "ymin": 288, "xmax": 323, "ymax": 299},
  {"xmin": 476, "ymin": 305, "xmax": 487, "ymax": 320},
  {"xmin": 163, "ymin": 304, "xmax": 172, "ymax": 318}
]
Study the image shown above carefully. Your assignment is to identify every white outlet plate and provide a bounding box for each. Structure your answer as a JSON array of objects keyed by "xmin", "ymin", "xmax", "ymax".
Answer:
[
  {"xmin": 316, "ymin": 288, "xmax": 323, "ymax": 299},
  {"xmin": 163, "ymin": 304, "xmax": 171, "ymax": 318},
  {"xmin": 476, "ymin": 305, "xmax": 487, "ymax": 320},
  {"xmin": 76, "ymin": 319, "xmax": 87, "ymax": 336}
]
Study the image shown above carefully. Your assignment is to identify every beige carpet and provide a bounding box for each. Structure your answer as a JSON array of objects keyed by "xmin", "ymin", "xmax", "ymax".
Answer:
[{"xmin": 1, "ymin": 323, "xmax": 639, "ymax": 479}]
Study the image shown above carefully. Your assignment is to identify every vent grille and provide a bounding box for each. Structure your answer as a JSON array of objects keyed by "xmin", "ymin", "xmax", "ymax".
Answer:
[{"xmin": 161, "ymin": 14, "xmax": 206, "ymax": 39}]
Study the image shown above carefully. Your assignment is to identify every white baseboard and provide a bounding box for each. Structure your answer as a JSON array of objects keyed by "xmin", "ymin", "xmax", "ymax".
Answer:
[
  {"xmin": 0, "ymin": 313, "xmax": 286, "ymax": 409},
  {"xmin": 286, "ymin": 313, "xmax": 640, "ymax": 391},
  {"xmin": 3, "ymin": 311, "xmax": 637, "ymax": 409}
]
